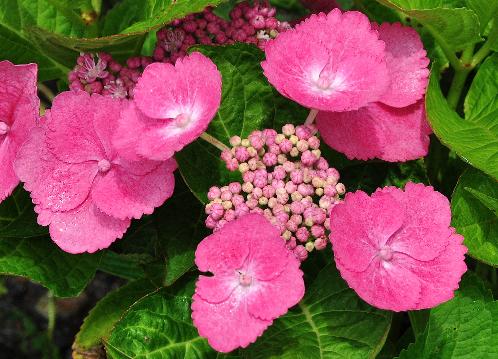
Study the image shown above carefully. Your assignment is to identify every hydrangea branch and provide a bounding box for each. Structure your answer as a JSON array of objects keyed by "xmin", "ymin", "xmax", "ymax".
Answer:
[
  {"xmin": 446, "ymin": 46, "xmax": 474, "ymax": 110},
  {"xmin": 304, "ymin": 109, "xmax": 319, "ymax": 126},
  {"xmin": 38, "ymin": 82, "xmax": 55, "ymax": 102},
  {"xmin": 200, "ymin": 132, "xmax": 230, "ymax": 152}
]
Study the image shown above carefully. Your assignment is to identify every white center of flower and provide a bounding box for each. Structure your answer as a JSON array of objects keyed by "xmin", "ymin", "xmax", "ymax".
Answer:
[
  {"xmin": 175, "ymin": 113, "xmax": 191, "ymax": 128},
  {"xmin": 238, "ymin": 272, "xmax": 252, "ymax": 287},
  {"xmin": 378, "ymin": 246, "xmax": 393, "ymax": 262},
  {"xmin": 97, "ymin": 159, "xmax": 111, "ymax": 173},
  {"xmin": 316, "ymin": 74, "xmax": 332, "ymax": 90},
  {"xmin": 0, "ymin": 121, "xmax": 10, "ymax": 136}
]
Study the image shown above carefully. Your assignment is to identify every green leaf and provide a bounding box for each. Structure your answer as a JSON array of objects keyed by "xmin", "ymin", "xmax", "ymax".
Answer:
[
  {"xmin": 73, "ymin": 279, "xmax": 158, "ymax": 355},
  {"xmin": 376, "ymin": 0, "xmax": 482, "ymax": 51},
  {"xmin": 426, "ymin": 63, "xmax": 498, "ymax": 179},
  {"xmin": 464, "ymin": 54, "xmax": 498, "ymax": 126},
  {"xmin": 397, "ymin": 274, "xmax": 498, "ymax": 359},
  {"xmin": 451, "ymin": 167, "xmax": 498, "ymax": 266},
  {"xmin": 177, "ymin": 43, "xmax": 307, "ymax": 203},
  {"xmin": 0, "ymin": 188, "xmax": 101, "ymax": 297},
  {"xmin": 465, "ymin": 0, "xmax": 498, "ymax": 31},
  {"xmin": 244, "ymin": 264, "xmax": 392, "ymax": 358},
  {"xmin": 105, "ymin": 278, "xmax": 218, "ymax": 358}
]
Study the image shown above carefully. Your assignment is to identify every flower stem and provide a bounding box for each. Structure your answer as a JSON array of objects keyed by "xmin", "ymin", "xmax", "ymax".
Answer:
[
  {"xmin": 47, "ymin": 292, "xmax": 56, "ymax": 340},
  {"xmin": 305, "ymin": 109, "xmax": 319, "ymax": 126},
  {"xmin": 38, "ymin": 83, "xmax": 55, "ymax": 102},
  {"xmin": 446, "ymin": 46, "xmax": 474, "ymax": 110},
  {"xmin": 200, "ymin": 132, "xmax": 229, "ymax": 152},
  {"xmin": 408, "ymin": 310, "xmax": 429, "ymax": 337},
  {"xmin": 472, "ymin": 22, "xmax": 498, "ymax": 67}
]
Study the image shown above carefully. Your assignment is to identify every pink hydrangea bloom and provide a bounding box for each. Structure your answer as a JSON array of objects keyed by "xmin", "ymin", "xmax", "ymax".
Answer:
[
  {"xmin": 374, "ymin": 22, "xmax": 430, "ymax": 108},
  {"xmin": 262, "ymin": 9, "xmax": 389, "ymax": 112},
  {"xmin": 316, "ymin": 22, "xmax": 431, "ymax": 162},
  {"xmin": 15, "ymin": 91, "xmax": 176, "ymax": 254},
  {"xmin": 114, "ymin": 52, "xmax": 222, "ymax": 161},
  {"xmin": 329, "ymin": 182, "xmax": 467, "ymax": 312},
  {"xmin": 0, "ymin": 61, "xmax": 39, "ymax": 202},
  {"xmin": 316, "ymin": 100, "xmax": 432, "ymax": 161},
  {"xmin": 192, "ymin": 213, "xmax": 305, "ymax": 352}
]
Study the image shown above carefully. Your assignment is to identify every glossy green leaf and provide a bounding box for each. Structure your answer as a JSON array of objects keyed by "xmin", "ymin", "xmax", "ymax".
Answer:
[
  {"xmin": 376, "ymin": 0, "xmax": 482, "ymax": 50},
  {"xmin": 465, "ymin": 0, "xmax": 498, "ymax": 31},
  {"xmin": 105, "ymin": 279, "xmax": 217, "ymax": 358},
  {"xmin": 451, "ymin": 168, "xmax": 498, "ymax": 266},
  {"xmin": 426, "ymin": 63, "xmax": 498, "ymax": 179},
  {"xmin": 73, "ymin": 279, "xmax": 158, "ymax": 355},
  {"xmin": 244, "ymin": 264, "xmax": 392, "ymax": 358},
  {"xmin": 397, "ymin": 274, "xmax": 498, "ymax": 359},
  {"xmin": 177, "ymin": 43, "xmax": 307, "ymax": 203}
]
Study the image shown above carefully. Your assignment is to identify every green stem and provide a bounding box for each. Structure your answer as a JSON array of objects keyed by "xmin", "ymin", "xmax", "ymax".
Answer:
[
  {"xmin": 446, "ymin": 46, "xmax": 474, "ymax": 110},
  {"xmin": 472, "ymin": 22, "xmax": 498, "ymax": 67},
  {"xmin": 200, "ymin": 132, "xmax": 229, "ymax": 152},
  {"xmin": 408, "ymin": 310, "xmax": 429, "ymax": 337},
  {"xmin": 47, "ymin": 292, "xmax": 56, "ymax": 340}
]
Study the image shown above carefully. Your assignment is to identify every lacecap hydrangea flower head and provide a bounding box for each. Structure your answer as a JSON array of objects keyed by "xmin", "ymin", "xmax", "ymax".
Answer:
[
  {"xmin": 114, "ymin": 52, "xmax": 222, "ymax": 161},
  {"xmin": 192, "ymin": 213, "xmax": 305, "ymax": 352},
  {"xmin": 0, "ymin": 61, "xmax": 39, "ymax": 203},
  {"xmin": 262, "ymin": 9, "xmax": 432, "ymax": 162},
  {"xmin": 15, "ymin": 91, "xmax": 177, "ymax": 253},
  {"xmin": 329, "ymin": 182, "xmax": 467, "ymax": 311}
]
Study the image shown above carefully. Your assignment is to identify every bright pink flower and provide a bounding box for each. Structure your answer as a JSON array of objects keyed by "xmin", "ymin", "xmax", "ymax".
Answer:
[
  {"xmin": 262, "ymin": 9, "xmax": 389, "ymax": 111},
  {"xmin": 0, "ymin": 61, "xmax": 39, "ymax": 202},
  {"xmin": 316, "ymin": 100, "xmax": 432, "ymax": 162},
  {"xmin": 374, "ymin": 22, "xmax": 430, "ymax": 108},
  {"xmin": 115, "ymin": 52, "xmax": 222, "ymax": 161},
  {"xmin": 316, "ymin": 22, "xmax": 431, "ymax": 162},
  {"xmin": 192, "ymin": 213, "xmax": 305, "ymax": 352},
  {"xmin": 329, "ymin": 183, "xmax": 467, "ymax": 311},
  {"xmin": 15, "ymin": 91, "xmax": 176, "ymax": 254}
]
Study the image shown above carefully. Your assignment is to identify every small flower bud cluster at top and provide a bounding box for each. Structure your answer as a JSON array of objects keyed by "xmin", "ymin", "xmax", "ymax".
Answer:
[
  {"xmin": 153, "ymin": 1, "xmax": 290, "ymax": 63},
  {"xmin": 69, "ymin": 2, "xmax": 290, "ymax": 99},
  {"xmin": 68, "ymin": 52, "xmax": 153, "ymax": 99},
  {"xmin": 205, "ymin": 124, "xmax": 346, "ymax": 261}
]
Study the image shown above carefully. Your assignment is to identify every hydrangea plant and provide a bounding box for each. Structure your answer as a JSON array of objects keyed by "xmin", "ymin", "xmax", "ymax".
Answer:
[{"xmin": 0, "ymin": 0, "xmax": 497, "ymax": 358}]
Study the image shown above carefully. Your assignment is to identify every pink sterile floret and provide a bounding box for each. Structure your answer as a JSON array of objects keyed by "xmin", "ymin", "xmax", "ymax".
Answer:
[
  {"xmin": 114, "ymin": 52, "xmax": 222, "ymax": 161},
  {"xmin": 316, "ymin": 100, "xmax": 432, "ymax": 162},
  {"xmin": 374, "ymin": 22, "xmax": 430, "ymax": 108},
  {"xmin": 329, "ymin": 182, "xmax": 467, "ymax": 311},
  {"xmin": 192, "ymin": 213, "xmax": 305, "ymax": 353},
  {"xmin": 261, "ymin": 9, "xmax": 389, "ymax": 112},
  {"xmin": 0, "ymin": 61, "xmax": 39, "ymax": 203},
  {"xmin": 14, "ymin": 91, "xmax": 177, "ymax": 254}
]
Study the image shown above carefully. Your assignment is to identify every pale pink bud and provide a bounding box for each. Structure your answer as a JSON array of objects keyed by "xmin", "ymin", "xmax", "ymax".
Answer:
[
  {"xmin": 282, "ymin": 124, "xmax": 295, "ymax": 136},
  {"xmin": 314, "ymin": 237, "xmax": 328, "ymax": 250}
]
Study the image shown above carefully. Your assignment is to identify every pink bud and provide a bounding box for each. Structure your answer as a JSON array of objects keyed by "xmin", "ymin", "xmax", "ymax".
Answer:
[
  {"xmin": 243, "ymin": 171, "xmax": 255, "ymax": 183},
  {"xmin": 311, "ymin": 225, "xmax": 325, "ymax": 238},
  {"xmin": 229, "ymin": 182, "xmax": 242, "ymax": 194},
  {"xmin": 290, "ymin": 201, "xmax": 304, "ymax": 214},
  {"xmin": 301, "ymin": 150, "xmax": 317, "ymax": 166},
  {"xmin": 293, "ymin": 245, "xmax": 308, "ymax": 261},
  {"xmin": 207, "ymin": 186, "xmax": 221, "ymax": 200},
  {"xmin": 282, "ymin": 124, "xmax": 295, "ymax": 136},
  {"xmin": 308, "ymin": 136, "xmax": 320, "ymax": 149},
  {"xmin": 220, "ymin": 190, "xmax": 232, "ymax": 201},
  {"xmin": 286, "ymin": 238, "xmax": 297, "ymax": 250},
  {"xmin": 279, "ymin": 139, "xmax": 293, "ymax": 153},
  {"xmin": 224, "ymin": 209, "xmax": 236, "ymax": 221},
  {"xmin": 296, "ymin": 227, "xmax": 309, "ymax": 242},
  {"xmin": 295, "ymin": 125, "xmax": 313, "ymax": 140},
  {"xmin": 314, "ymin": 237, "xmax": 328, "ymax": 250},
  {"xmin": 286, "ymin": 220, "xmax": 298, "ymax": 232},
  {"xmin": 205, "ymin": 215, "xmax": 217, "ymax": 229},
  {"xmin": 285, "ymin": 181, "xmax": 297, "ymax": 194},
  {"xmin": 262, "ymin": 185, "xmax": 276, "ymax": 198},
  {"xmin": 235, "ymin": 147, "xmax": 250, "ymax": 162}
]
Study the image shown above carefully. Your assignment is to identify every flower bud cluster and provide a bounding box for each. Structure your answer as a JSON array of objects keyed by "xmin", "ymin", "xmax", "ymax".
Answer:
[
  {"xmin": 68, "ymin": 52, "xmax": 153, "ymax": 99},
  {"xmin": 153, "ymin": 1, "xmax": 290, "ymax": 64},
  {"xmin": 205, "ymin": 124, "xmax": 346, "ymax": 261}
]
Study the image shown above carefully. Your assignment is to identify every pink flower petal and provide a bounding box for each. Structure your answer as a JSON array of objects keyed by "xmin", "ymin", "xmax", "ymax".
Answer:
[
  {"xmin": 316, "ymin": 100, "xmax": 431, "ymax": 162},
  {"xmin": 15, "ymin": 127, "xmax": 97, "ymax": 212},
  {"xmin": 374, "ymin": 22, "xmax": 430, "ymax": 108},
  {"xmin": 330, "ymin": 184, "xmax": 467, "ymax": 311},
  {"xmin": 262, "ymin": 10, "xmax": 389, "ymax": 111},
  {"xmin": 38, "ymin": 198, "xmax": 130, "ymax": 254},
  {"xmin": 246, "ymin": 258, "xmax": 304, "ymax": 320},
  {"xmin": 46, "ymin": 91, "xmax": 105, "ymax": 163},
  {"xmin": 192, "ymin": 292, "xmax": 272, "ymax": 353},
  {"xmin": 0, "ymin": 61, "xmax": 39, "ymax": 201},
  {"xmin": 380, "ymin": 183, "xmax": 453, "ymax": 260},
  {"xmin": 91, "ymin": 158, "xmax": 176, "ymax": 220},
  {"xmin": 194, "ymin": 215, "xmax": 252, "ymax": 275},
  {"xmin": 399, "ymin": 231, "xmax": 467, "ymax": 309},
  {"xmin": 337, "ymin": 256, "xmax": 422, "ymax": 311},
  {"xmin": 195, "ymin": 274, "xmax": 239, "ymax": 304},
  {"xmin": 129, "ymin": 52, "xmax": 222, "ymax": 161},
  {"xmin": 330, "ymin": 190, "xmax": 404, "ymax": 273}
]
